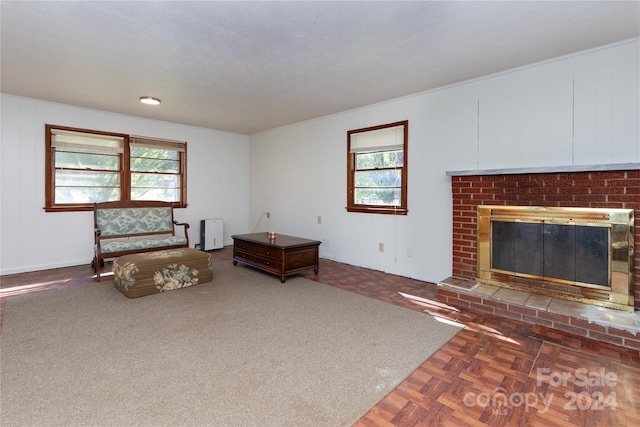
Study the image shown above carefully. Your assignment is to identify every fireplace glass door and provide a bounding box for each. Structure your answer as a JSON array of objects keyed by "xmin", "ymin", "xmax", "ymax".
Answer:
[{"xmin": 491, "ymin": 221, "xmax": 609, "ymax": 287}]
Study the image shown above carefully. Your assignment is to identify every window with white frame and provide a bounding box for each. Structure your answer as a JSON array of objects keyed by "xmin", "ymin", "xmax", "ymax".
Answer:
[
  {"xmin": 346, "ymin": 120, "xmax": 408, "ymax": 215},
  {"xmin": 45, "ymin": 125, "xmax": 187, "ymax": 211}
]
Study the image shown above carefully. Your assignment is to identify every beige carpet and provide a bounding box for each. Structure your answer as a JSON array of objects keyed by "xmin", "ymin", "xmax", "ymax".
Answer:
[{"xmin": 1, "ymin": 262, "xmax": 461, "ymax": 427}]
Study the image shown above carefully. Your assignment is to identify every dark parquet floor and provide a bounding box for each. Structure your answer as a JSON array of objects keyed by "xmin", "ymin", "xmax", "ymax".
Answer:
[{"xmin": 1, "ymin": 246, "xmax": 639, "ymax": 426}]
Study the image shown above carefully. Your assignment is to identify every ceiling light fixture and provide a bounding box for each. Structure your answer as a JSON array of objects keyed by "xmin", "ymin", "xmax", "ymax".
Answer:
[{"xmin": 139, "ymin": 96, "xmax": 161, "ymax": 105}]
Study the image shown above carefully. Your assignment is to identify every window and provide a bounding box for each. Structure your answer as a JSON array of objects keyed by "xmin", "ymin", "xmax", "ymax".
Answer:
[
  {"xmin": 129, "ymin": 136, "xmax": 186, "ymax": 203},
  {"xmin": 45, "ymin": 125, "xmax": 187, "ymax": 211},
  {"xmin": 346, "ymin": 120, "xmax": 408, "ymax": 215}
]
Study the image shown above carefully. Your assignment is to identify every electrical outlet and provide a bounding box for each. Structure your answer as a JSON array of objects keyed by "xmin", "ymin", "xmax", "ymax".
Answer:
[
  {"xmin": 407, "ymin": 247, "xmax": 413, "ymax": 257},
  {"xmin": 317, "ymin": 215, "xmax": 322, "ymax": 224},
  {"xmin": 266, "ymin": 212, "xmax": 270, "ymax": 218},
  {"xmin": 378, "ymin": 242, "xmax": 384, "ymax": 252}
]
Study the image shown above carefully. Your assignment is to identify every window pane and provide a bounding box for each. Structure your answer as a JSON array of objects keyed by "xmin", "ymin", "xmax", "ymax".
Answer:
[
  {"xmin": 55, "ymin": 188, "xmax": 120, "ymax": 203},
  {"xmin": 355, "ymin": 170, "xmax": 401, "ymax": 187},
  {"xmin": 131, "ymin": 172, "xmax": 180, "ymax": 202},
  {"xmin": 55, "ymin": 170, "xmax": 120, "ymax": 187},
  {"xmin": 131, "ymin": 187, "xmax": 180, "ymax": 202},
  {"xmin": 56, "ymin": 151, "xmax": 119, "ymax": 170},
  {"xmin": 356, "ymin": 150, "xmax": 403, "ymax": 170},
  {"xmin": 131, "ymin": 173, "xmax": 179, "ymax": 188},
  {"xmin": 131, "ymin": 146, "xmax": 179, "ymax": 160},
  {"xmin": 55, "ymin": 187, "xmax": 120, "ymax": 203},
  {"xmin": 131, "ymin": 157, "xmax": 179, "ymax": 173},
  {"xmin": 355, "ymin": 188, "xmax": 401, "ymax": 205}
]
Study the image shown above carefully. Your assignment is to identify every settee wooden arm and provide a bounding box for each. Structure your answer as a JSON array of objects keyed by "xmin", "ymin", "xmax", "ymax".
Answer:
[{"xmin": 173, "ymin": 221, "xmax": 190, "ymax": 247}]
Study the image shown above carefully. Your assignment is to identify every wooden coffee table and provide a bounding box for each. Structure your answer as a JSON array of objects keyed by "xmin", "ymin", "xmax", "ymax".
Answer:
[{"xmin": 232, "ymin": 233, "xmax": 321, "ymax": 282}]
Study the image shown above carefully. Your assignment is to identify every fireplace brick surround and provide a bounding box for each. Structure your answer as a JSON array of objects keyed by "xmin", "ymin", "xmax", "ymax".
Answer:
[{"xmin": 440, "ymin": 164, "xmax": 640, "ymax": 350}]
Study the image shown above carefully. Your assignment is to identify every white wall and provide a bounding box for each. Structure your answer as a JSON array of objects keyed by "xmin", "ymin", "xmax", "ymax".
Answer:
[
  {"xmin": 0, "ymin": 95, "xmax": 250, "ymax": 274},
  {"xmin": 249, "ymin": 38, "xmax": 639, "ymax": 284},
  {"xmin": 2, "ymin": 39, "xmax": 637, "ymax": 279}
]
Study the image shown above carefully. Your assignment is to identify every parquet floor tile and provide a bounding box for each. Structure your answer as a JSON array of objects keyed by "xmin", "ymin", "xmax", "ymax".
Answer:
[{"xmin": 1, "ymin": 246, "xmax": 638, "ymax": 426}]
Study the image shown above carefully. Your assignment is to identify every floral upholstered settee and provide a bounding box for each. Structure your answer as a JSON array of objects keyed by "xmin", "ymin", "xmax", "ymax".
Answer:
[{"xmin": 93, "ymin": 200, "xmax": 189, "ymax": 281}]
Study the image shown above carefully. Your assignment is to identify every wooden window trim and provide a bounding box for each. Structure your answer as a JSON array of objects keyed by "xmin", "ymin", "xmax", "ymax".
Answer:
[
  {"xmin": 44, "ymin": 124, "xmax": 187, "ymax": 212},
  {"xmin": 346, "ymin": 120, "xmax": 408, "ymax": 215}
]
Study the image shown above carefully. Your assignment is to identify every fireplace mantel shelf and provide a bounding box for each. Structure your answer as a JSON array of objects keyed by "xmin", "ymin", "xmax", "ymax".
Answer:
[{"xmin": 446, "ymin": 162, "xmax": 640, "ymax": 177}]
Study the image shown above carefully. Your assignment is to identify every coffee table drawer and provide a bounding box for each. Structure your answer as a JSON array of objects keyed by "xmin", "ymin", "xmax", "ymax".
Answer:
[
  {"xmin": 234, "ymin": 241, "xmax": 257, "ymax": 254},
  {"xmin": 255, "ymin": 256, "xmax": 280, "ymax": 271},
  {"xmin": 233, "ymin": 249, "xmax": 256, "ymax": 263},
  {"xmin": 255, "ymin": 246, "xmax": 282, "ymax": 261}
]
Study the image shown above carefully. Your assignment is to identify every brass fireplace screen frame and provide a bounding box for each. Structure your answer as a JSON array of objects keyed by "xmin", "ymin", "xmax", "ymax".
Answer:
[{"xmin": 477, "ymin": 206, "xmax": 635, "ymax": 311}]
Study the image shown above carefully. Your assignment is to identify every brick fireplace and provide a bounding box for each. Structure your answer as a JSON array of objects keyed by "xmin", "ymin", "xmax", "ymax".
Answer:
[{"xmin": 439, "ymin": 164, "xmax": 640, "ymax": 349}]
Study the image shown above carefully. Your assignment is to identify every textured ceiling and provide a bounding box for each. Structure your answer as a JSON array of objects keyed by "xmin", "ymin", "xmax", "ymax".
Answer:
[{"xmin": 1, "ymin": 1, "xmax": 639, "ymax": 134}]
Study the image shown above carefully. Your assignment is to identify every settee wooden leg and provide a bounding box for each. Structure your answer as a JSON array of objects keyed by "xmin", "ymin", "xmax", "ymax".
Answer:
[{"xmin": 93, "ymin": 256, "xmax": 103, "ymax": 282}]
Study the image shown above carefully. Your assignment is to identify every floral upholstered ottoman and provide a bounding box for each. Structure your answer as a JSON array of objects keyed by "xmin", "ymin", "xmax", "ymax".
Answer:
[{"xmin": 113, "ymin": 248, "xmax": 212, "ymax": 298}]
